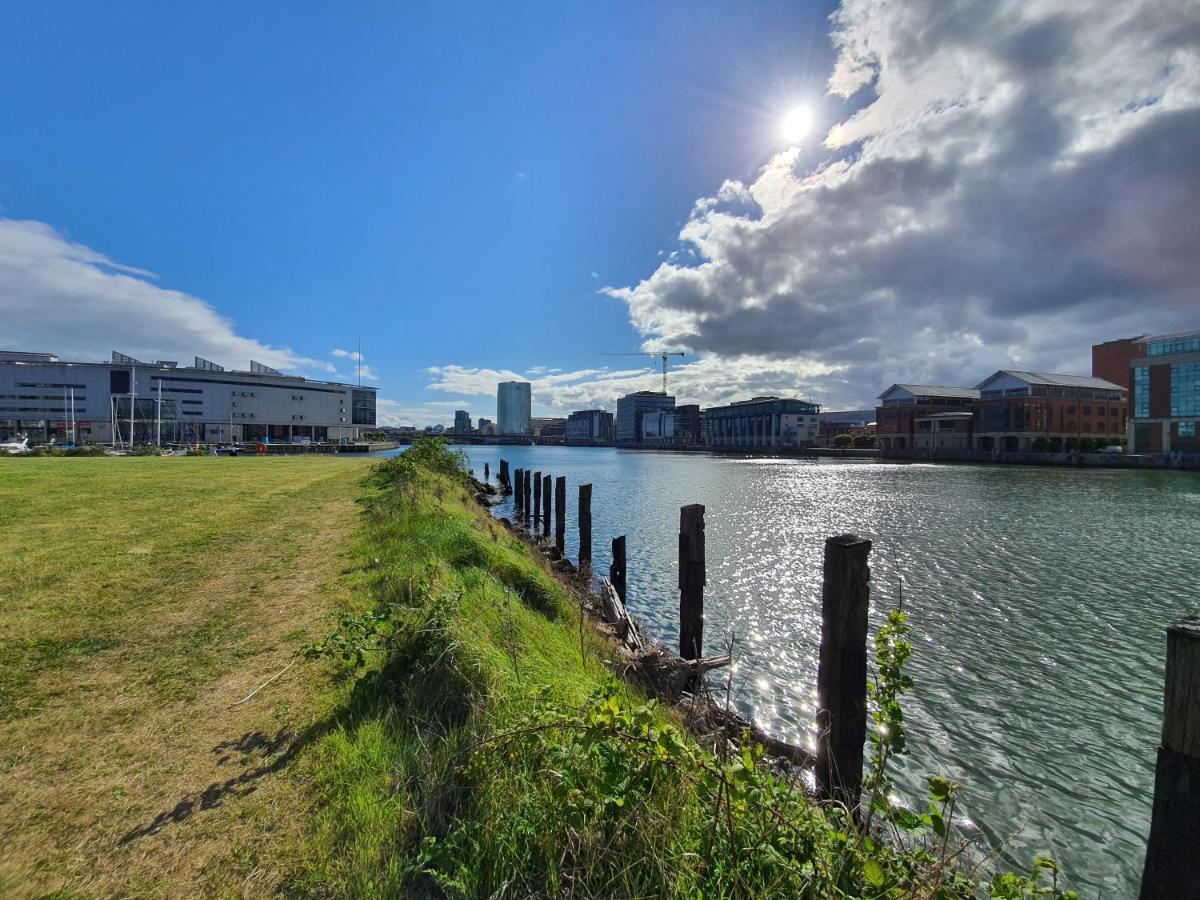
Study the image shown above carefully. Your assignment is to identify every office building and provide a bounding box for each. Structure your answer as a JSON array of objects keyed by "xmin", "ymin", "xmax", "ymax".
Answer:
[
  {"xmin": 564, "ymin": 409, "xmax": 613, "ymax": 444},
  {"xmin": 0, "ymin": 350, "xmax": 376, "ymax": 444},
  {"xmin": 1092, "ymin": 336, "xmax": 1148, "ymax": 395},
  {"xmin": 818, "ymin": 409, "xmax": 875, "ymax": 447},
  {"xmin": 875, "ymin": 385, "xmax": 979, "ymax": 451},
  {"xmin": 671, "ymin": 404, "xmax": 702, "ymax": 446},
  {"xmin": 477, "ymin": 417, "xmax": 494, "ymax": 435},
  {"xmin": 531, "ymin": 416, "xmax": 566, "ymax": 438},
  {"xmin": 1128, "ymin": 330, "xmax": 1200, "ymax": 454},
  {"xmin": 615, "ymin": 391, "xmax": 674, "ymax": 444},
  {"xmin": 972, "ymin": 370, "xmax": 1126, "ymax": 451},
  {"xmin": 453, "ymin": 410, "xmax": 473, "ymax": 434},
  {"xmin": 640, "ymin": 408, "xmax": 675, "ymax": 445},
  {"xmin": 704, "ymin": 396, "xmax": 820, "ymax": 449},
  {"xmin": 496, "ymin": 381, "xmax": 532, "ymax": 435}
]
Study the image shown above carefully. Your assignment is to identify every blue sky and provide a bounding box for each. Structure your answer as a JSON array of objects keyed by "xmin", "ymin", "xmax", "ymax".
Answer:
[{"xmin": 3, "ymin": 1, "xmax": 1197, "ymax": 424}]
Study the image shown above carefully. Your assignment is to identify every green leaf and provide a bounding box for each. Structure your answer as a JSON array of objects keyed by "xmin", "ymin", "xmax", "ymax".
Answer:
[{"xmin": 863, "ymin": 858, "xmax": 885, "ymax": 887}]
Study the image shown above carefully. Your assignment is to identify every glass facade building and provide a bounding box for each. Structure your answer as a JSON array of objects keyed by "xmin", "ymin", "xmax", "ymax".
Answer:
[
  {"xmin": 496, "ymin": 381, "xmax": 531, "ymax": 435},
  {"xmin": 1128, "ymin": 330, "xmax": 1200, "ymax": 454}
]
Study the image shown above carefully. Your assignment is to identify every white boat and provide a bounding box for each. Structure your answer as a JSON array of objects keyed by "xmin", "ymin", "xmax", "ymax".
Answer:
[{"xmin": 1, "ymin": 436, "xmax": 30, "ymax": 455}]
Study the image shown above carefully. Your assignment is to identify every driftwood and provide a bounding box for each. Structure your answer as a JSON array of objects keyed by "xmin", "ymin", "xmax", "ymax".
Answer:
[
  {"xmin": 599, "ymin": 579, "xmax": 644, "ymax": 652},
  {"xmin": 620, "ymin": 644, "xmax": 731, "ymax": 698}
]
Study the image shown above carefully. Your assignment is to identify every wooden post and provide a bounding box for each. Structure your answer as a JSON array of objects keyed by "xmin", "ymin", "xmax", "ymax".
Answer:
[
  {"xmin": 610, "ymin": 536, "xmax": 626, "ymax": 604},
  {"xmin": 578, "ymin": 483, "xmax": 592, "ymax": 566},
  {"xmin": 514, "ymin": 468, "xmax": 523, "ymax": 513},
  {"xmin": 533, "ymin": 471, "xmax": 542, "ymax": 526},
  {"xmin": 1140, "ymin": 616, "xmax": 1200, "ymax": 898},
  {"xmin": 542, "ymin": 475, "xmax": 551, "ymax": 537},
  {"xmin": 483, "ymin": 462, "xmax": 489, "ymax": 482},
  {"xmin": 815, "ymin": 534, "xmax": 872, "ymax": 812},
  {"xmin": 523, "ymin": 470, "xmax": 532, "ymax": 523},
  {"xmin": 678, "ymin": 504, "xmax": 705, "ymax": 661},
  {"xmin": 554, "ymin": 476, "xmax": 566, "ymax": 556},
  {"xmin": 499, "ymin": 459, "xmax": 509, "ymax": 491}
]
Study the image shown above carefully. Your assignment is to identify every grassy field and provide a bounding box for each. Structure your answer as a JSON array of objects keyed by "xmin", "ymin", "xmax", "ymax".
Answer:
[{"xmin": 0, "ymin": 456, "xmax": 372, "ymax": 897}]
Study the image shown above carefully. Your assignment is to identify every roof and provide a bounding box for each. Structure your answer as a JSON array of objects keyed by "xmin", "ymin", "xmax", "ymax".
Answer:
[
  {"xmin": 877, "ymin": 384, "xmax": 981, "ymax": 400},
  {"xmin": 915, "ymin": 411, "xmax": 975, "ymax": 419},
  {"xmin": 976, "ymin": 370, "xmax": 1125, "ymax": 391}
]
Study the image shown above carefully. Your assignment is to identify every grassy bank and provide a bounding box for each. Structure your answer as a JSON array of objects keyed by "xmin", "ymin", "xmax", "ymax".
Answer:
[{"xmin": 0, "ymin": 456, "xmax": 370, "ymax": 896}]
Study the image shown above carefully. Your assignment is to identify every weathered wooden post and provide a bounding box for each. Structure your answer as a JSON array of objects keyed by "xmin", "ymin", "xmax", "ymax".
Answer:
[
  {"xmin": 533, "ymin": 471, "xmax": 542, "ymax": 526},
  {"xmin": 554, "ymin": 476, "xmax": 567, "ymax": 556},
  {"xmin": 578, "ymin": 483, "xmax": 592, "ymax": 566},
  {"xmin": 484, "ymin": 462, "xmax": 489, "ymax": 482},
  {"xmin": 523, "ymin": 470, "xmax": 532, "ymax": 523},
  {"xmin": 678, "ymin": 504, "xmax": 705, "ymax": 661},
  {"xmin": 610, "ymin": 536, "xmax": 627, "ymax": 604},
  {"xmin": 815, "ymin": 534, "xmax": 872, "ymax": 812},
  {"xmin": 499, "ymin": 459, "xmax": 509, "ymax": 491},
  {"xmin": 542, "ymin": 475, "xmax": 551, "ymax": 537},
  {"xmin": 514, "ymin": 468, "xmax": 523, "ymax": 513},
  {"xmin": 1140, "ymin": 616, "xmax": 1200, "ymax": 898}
]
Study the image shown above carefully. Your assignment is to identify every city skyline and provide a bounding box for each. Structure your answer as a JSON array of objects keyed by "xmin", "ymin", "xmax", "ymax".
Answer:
[{"xmin": 2, "ymin": 1, "xmax": 1197, "ymax": 426}]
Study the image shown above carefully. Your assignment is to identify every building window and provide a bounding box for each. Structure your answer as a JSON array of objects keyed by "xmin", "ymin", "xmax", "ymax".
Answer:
[
  {"xmin": 1149, "ymin": 337, "xmax": 1200, "ymax": 356},
  {"xmin": 110, "ymin": 370, "xmax": 131, "ymax": 394},
  {"xmin": 1170, "ymin": 363, "xmax": 1200, "ymax": 417},
  {"xmin": 1133, "ymin": 366, "xmax": 1150, "ymax": 418}
]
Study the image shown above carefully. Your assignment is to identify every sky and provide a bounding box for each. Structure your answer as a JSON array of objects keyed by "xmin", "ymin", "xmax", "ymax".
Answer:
[{"xmin": 1, "ymin": 0, "xmax": 1197, "ymax": 426}]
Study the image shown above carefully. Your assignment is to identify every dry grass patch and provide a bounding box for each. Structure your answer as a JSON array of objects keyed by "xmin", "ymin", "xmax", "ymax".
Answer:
[{"xmin": 0, "ymin": 456, "xmax": 371, "ymax": 897}]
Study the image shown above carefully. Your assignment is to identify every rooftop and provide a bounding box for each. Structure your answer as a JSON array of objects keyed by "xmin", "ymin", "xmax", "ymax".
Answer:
[
  {"xmin": 977, "ymin": 370, "xmax": 1125, "ymax": 391},
  {"xmin": 878, "ymin": 384, "xmax": 981, "ymax": 400}
]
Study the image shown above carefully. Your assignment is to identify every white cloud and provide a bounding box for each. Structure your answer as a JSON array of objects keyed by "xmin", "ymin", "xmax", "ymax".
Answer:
[
  {"xmin": 331, "ymin": 348, "xmax": 379, "ymax": 381},
  {"xmin": 601, "ymin": 0, "xmax": 1200, "ymax": 407},
  {"xmin": 0, "ymin": 218, "xmax": 328, "ymax": 374}
]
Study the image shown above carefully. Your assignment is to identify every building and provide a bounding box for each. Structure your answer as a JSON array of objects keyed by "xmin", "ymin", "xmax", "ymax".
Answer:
[
  {"xmin": 972, "ymin": 370, "xmax": 1126, "ymax": 452},
  {"xmin": 564, "ymin": 409, "xmax": 613, "ymax": 444},
  {"xmin": 875, "ymin": 385, "xmax": 980, "ymax": 451},
  {"xmin": 818, "ymin": 409, "xmax": 875, "ymax": 447},
  {"xmin": 1092, "ymin": 335, "xmax": 1148, "ymax": 396},
  {"xmin": 476, "ymin": 417, "xmax": 494, "ymax": 435},
  {"xmin": 912, "ymin": 412, "xmax": 973, "ymax": 450},
  {"xmin": 0, "ymin": 350, "xmax": 376, "ymax": 444},
  {"xmin": 496, "ymin": 381, "xmax": 532, "ymax": 435},
  {"xmin": 453, "ymin": 410, "xmax": 473, "ymax": 434},
  {"xmin": 703, "ymin": 396, "xmax": 820, "ymax": 449},
  {"xmin": 640, "ymin": 408, "xmax": 675, "ymax": 445},
  {"xmin": 671, "ymin": 404, "xmax": 702, "ymax": 446},
  {"xmin": 615, "ymin": 391, "xmax": 674, "ymax": 444},
  {"xmin": 530, "ymin": 416, "xmax": 566, "ymax": 438},
  {"xmin": 1129, "ymin": 330, "xmax": 1200, "ymax": 454}
]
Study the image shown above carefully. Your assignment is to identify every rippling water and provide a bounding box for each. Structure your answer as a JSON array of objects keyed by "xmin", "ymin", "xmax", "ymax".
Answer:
[{"xmin": 442, "ymin": 445, "xmax": 1200, "ymax": 895}]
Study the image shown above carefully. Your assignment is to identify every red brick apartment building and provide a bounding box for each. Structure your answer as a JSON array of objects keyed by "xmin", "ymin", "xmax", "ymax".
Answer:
[
  {"xmin": 875, "ymin": 384, "xmax": 979, "ymax": 450},
  {"xmin": 972, "ymin": 370, "xmax": 1126, "ymax": 451}
]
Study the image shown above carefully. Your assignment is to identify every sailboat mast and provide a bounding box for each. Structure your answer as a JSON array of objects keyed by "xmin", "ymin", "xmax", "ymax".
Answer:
[{"xmin": 129, "ymin": 364, "xmax": 136, "ymax": 449}]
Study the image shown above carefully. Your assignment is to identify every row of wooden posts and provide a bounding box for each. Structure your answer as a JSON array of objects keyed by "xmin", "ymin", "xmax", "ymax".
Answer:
[{"xmin": 493, "ymin": 459, "xmax": 1196, "ymax": 895}]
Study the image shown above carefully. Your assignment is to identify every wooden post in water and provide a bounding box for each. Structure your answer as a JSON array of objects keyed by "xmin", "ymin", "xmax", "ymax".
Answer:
[
  {"xmin": 542, "ymin": 475, "xmax": 551, "ymax": 537},
  {"xmin": 533, "ymin": 471, "xmax": 542, "ymax": 527},
  {"xmin": 554, "ymin": 476, "xmax": 566, "ymax": 556},
  {"xmin": 815, "ymin": 534, "xmax": 872, "ymax": 812},
  {"xmin": 483, "ymin": 462, "xmax": 489, "ymax": 482},
  {"xmin": 514, "ymin": 468, "xmax": 523, "ymax": 513},
  {"xmin": 610, "ymin": 536, "xmax": 627, "ymax": 604},
  {"xmin": 523, "ymin": 471, "xmax": 532, "ymax": 524},
  {"xmin": 678, "ymin": 504, "xmax": 705, "ymax": 661},
  {"xmin": 1140, "ymin": 616, "xmax": 1200, "ymax": 899},
  {"xmin": 578, "ymin": 483, "xmax": 592, "ymax": 567},
  {"xmin": 499, "ymin": 459, "xmax": 509, "ymax": 491}
]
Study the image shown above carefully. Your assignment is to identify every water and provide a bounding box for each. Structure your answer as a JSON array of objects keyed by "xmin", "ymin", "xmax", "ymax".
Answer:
[{"xmin": 447, "ymin": 445, "xmax": 1197, "ymax": 895}]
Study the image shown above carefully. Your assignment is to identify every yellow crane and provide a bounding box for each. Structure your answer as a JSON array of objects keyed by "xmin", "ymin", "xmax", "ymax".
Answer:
[{"xmin": 600, "ymin": 350, "xmax": 687, "ymax": 394}]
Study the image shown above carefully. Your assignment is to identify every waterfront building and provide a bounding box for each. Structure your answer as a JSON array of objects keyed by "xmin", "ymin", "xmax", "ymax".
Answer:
[
  {"xmin": 477, "ymin": 417, "xmax": 493, "ymax": 435},
  {"xmin": 640, "ymin": 408, "xmax": 675, "ymax": 445},
  {"xmin": 1092, "ymin": 335, "xmax": 1148, "ymax": 395},
  {"xmin": 1128, "ymin": 329, "xmax": 1200, "ymax": 454},
  {"xmin": 912, "ymin": 412, "xmax": 973, "ymax": 450},
  {"xmin": 818, "ymin": 409, "xmax": 875, "ymax": 447},
  {"xmin": 671, "ymin": 404, "xmax": 702, "ymax": 446},
  {"xmin": 564, "ymin": 409, "xmax": 613, "ymax": 444},
  {"xmin": 496, "ymin": 381, "xmax": 532, "ymax": 435},
  {"xmin": 0, "ymin": 350, "xmax": 376, "ymax": 444},
  {"xmin": 875, "ymin": 384, "xmax": 979, "ymax": 451},
  {"xmin": 453, "ymin": 409, "xmax": 473, "ymax": 434},
  {"xmin": 703, "ymin": 396, "xmax": 820, "ymax": 449},
  {"xmin": 615, "ymin": 390, "xmax": 674, "ymax": 444},
  {"xmin": 972, "ymin": 370, "xmax": 1126, "ymax": 452},
  {"xmin": 531, "ymin": 416, "xmax": 566, "ymax": 438}
]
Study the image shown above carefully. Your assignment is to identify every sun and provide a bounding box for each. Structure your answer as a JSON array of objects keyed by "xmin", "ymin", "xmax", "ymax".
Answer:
[{"xmin": 781, "ymin": 105, "xmax": 814, "ymax": 144}]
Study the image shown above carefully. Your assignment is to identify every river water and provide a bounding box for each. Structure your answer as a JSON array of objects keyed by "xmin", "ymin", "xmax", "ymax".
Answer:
[{"xmin": 421, "ymin": 445, "xmax": 1198, "ymax": 895}]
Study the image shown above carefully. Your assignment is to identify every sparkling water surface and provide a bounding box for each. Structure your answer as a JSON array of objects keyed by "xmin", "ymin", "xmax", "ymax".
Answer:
[{"xmin": 404, "ymin": 445, "xmax": 1200, "ymax": 895}]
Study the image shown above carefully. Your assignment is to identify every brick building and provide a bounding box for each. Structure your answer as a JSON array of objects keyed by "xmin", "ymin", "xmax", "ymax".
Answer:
[
  {"xmin": 972, "ymin": 370, "xmax": 1126, "ymax": 451},
  {"xmin": 1129, "ymin": 330, "xmax": 1200, "ymax": 454},
  {"xmin": 875, "ymin": 384, "xmax": 979, "ymax": 451}
]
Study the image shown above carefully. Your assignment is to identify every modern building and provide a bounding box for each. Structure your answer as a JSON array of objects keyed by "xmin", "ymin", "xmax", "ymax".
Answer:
[
  {"xmin": 912, "ymin": 412, "xmax": 973, "ymax": 450},
  {"xmin": 453, "ymin": 410, "xmax": 473, "ymax": 434},
  {"xmin": 818, "ymin": 409, "xmax": 876, "ymax": 447},
  {"xmin": 640, "ymin": 408, "xmax": 675, "ymax": 445},
  {"xmin": 875, "ymin": 384, "xmax": 980, "ymax": 451},
  {"xmin": 615, "ymin": 391, "xmax": 674, "ymax": 444},
  {"xmin": 972, "ymin": 370, "xmax": 1126, "ymax": 451},
  {"xmin": 0, "ymin": 350, "xmax": 376, "ymax": 444},
  {"xmin": 671, "ymin": 404, "xmax": 702, "ymax": 446},
  {"xmin": 1092, "ymin": 336, "xmax": 1148, "ymax": 396},
  {"xmin": 1128, "ymin": 330, "xmax": 1200, "ymax": 454},
  {"xmin": 477, "ymin": 417, "xmax": 494, "ymax": 435},
  {"xmin": 496, "ymin": 381, "xmax": 532, "ymax": 435},
  {"xmin": 703, "ymin": 396, "xmax": 820, "ymax": 449},
  {"xmin": 564, "ymin": 409, "xmax": 613, "ymax": 444},
  {"xmin": 530, "ymin": 416, "xmax": 566, "ymax": 438}
]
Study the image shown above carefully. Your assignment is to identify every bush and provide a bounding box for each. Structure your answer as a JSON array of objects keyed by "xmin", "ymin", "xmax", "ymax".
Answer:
[
  {"xmin": 852, "ymin": 432, "xmax": 876, "ymax": 448},
  {"xmin": 833, "ymin": 433, "xmax": 854, "ymax": 447}
]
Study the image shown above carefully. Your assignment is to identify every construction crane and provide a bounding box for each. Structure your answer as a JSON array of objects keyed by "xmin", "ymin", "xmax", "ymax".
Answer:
[{"xmin": 600, "ymin": 351, "xmax": 687, "ymax": 394}]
